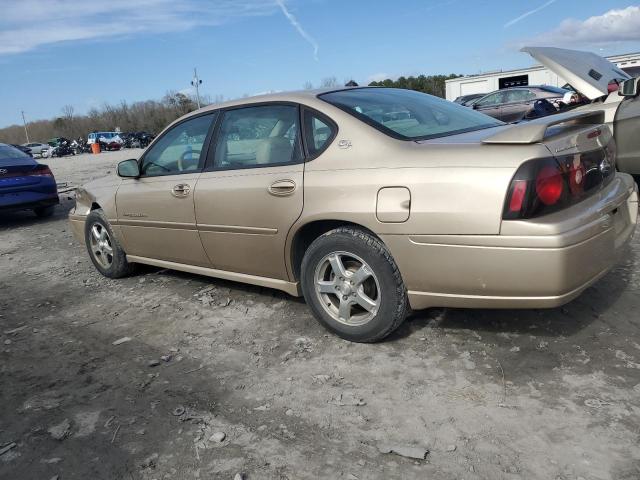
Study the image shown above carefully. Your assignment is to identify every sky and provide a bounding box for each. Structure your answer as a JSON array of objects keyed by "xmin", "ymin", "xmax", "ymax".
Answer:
[{"xmin": 1, "ymin": 0, "xmax": 640, "ymax": 128}]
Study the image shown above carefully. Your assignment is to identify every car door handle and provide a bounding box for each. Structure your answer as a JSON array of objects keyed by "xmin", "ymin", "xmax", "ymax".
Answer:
[
  {"xmin": 268, "ymin": 179, "xmax": 296, "ymax": 196},
  {"xmin": 172, "ymin": 183, "xmax": 191, "ymax": 197}
]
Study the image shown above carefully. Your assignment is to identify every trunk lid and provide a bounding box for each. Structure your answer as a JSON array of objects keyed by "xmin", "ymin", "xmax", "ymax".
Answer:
[
  {"xmin": 521, "ymin": 46, "xmax": 630, "ymax": 100},
  {"xmin": 0, "ymin": 156, "xmax": 46, "ymax": 189}
]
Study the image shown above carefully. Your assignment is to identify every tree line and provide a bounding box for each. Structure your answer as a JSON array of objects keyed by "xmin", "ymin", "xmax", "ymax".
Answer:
[
  {"xmin": 0, "ymin": 73, "xmax": 461, "ymax": 145},
  {"xmin": 0, "ymin": 91, "xmax": 203, "ymax": 145},
  {"xmin": 368, "ymin": 74, "xmax": 461, "ymax": 98}
]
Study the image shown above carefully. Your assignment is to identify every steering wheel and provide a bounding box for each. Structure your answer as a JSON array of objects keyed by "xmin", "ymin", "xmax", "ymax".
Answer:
[{"xmin": 178, "ymin": 149, "xmax": 201, "ymax": 172}]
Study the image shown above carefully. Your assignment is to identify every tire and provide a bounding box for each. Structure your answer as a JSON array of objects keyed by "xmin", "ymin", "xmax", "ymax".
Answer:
[
  {"xmin": 300, "ymin": 227, "xmax": 408, "ymax": 343},
  {"xmin": 34, "ymin": 205, "xmax": 55, "ymax": 218},
  {"xmin": 84, "ymin": 209, "xmax": 136, "ymax": 278}
]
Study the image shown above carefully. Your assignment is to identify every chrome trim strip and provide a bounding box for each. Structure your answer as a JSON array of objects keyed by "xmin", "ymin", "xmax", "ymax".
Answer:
[
  {"xmin": 197, "ymin": 224, "xmax": 278, "ymax": 235},
  {"xmin": 115, "ymin": 219, "xmax": 197, "ymax": 230}
]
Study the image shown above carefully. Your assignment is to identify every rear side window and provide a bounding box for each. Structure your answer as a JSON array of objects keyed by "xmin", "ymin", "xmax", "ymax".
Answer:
[
  {"xmin": 303, "ymin": 109, "xmax": 336, "ymax": 158},
  {"xmin": 213, "ymin": 104, "xmax": 302, "ymax": 169}
]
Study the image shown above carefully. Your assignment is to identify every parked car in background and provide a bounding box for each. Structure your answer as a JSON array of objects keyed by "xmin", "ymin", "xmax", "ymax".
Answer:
[
  {"xmin": 47, "ymin": 137, "xmax": 75, "ymax": 157},
  {"xmin": 69, "ymin": 87, "xmax": 637, "ymax": 342},
  {"xmin": 88, "ymin": 131, "xmax": 123, "ymax": 145},
  {"xmin": 120, "ymin": 131, "xmax": 155, "ymax": 149},
  {"xmin": 470, "ymin": 85, "xmax": 570, "ymax": 122},
  {"xmin": 22, "ymin": 142, "xmax": 50, "ymax": 157},
  {"xmin": 10, "ymin": 144, "xmax": 33, "ymax": 157},
  {"xmin": 0, "ymin": 143, "xmax": 58, "ymax": 217},
  {"xmin": 522, "ymin": 46, "xmax": 640, "ymax": 176},
  {"xmin": 453, "ymin": 93, "xmax": 485, "ymax": 106}
]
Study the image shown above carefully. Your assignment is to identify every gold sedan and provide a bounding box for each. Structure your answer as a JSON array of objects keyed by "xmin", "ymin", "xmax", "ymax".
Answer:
[{"xmin": 70, "ymin": 87, "xmax": 638, "ymax": 342}]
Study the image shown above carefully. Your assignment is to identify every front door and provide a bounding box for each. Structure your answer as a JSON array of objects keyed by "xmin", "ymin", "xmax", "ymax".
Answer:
[
  {"xmin": 116, "ymin": 112, "xmax": 217, "ymax": 266},
  {"xmin": 500, "ymin": 89, "xmax": 535, "ymax": 122},
  {"xmin": 195, "ymin": 104, "xmax": 304, "ymax": 280},
  {"xmin": 473, "ymin": 91, "xmax": 505, "ymax": 120}
]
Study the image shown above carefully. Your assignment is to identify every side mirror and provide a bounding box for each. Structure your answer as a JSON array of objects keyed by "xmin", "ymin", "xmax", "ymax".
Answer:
[
  {"xmin": 619, "ymin": 78, "xmax": 640, "ymax": 97},
  {"xmin": 117, "ymin": 159, "xmax": 140, "ymax": 178},
  {"xmin": 472, "ymin": 103, "xmax": 479, "ymax": 109}
]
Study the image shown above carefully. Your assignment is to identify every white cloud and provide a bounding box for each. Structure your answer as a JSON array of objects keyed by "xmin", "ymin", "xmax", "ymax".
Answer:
[
  {"xmin": 275, "ymin": 0, "xmax": 319, "ymax": 61},
  {"xmin": 504, "ymin": 0, "xmax": 558, "ymax": 28},
  {"xmin": 528, "ymin": 6, "xmax": 640, "ymax": 46},
  {"xmin": 0, "ymin": 0, "xmax": 277, "ymax": 55}
]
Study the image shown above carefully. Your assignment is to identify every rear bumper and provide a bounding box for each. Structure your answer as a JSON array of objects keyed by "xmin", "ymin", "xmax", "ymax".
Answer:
[
  {"xmin": 383, "ymin": 174, "xmax": 638, "ymax": 310},
  {"xmin": 0, "ymin": 194, "xmax": 59, "ymax": 212}
]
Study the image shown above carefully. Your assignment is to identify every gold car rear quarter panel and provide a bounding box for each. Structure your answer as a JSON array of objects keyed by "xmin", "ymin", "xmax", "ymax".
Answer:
[{"xmin": 387, "ymin": 175, "xmax": 638, "ymax": 309}]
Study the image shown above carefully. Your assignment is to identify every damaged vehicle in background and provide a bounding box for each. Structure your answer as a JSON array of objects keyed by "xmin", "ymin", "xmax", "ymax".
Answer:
[
  {"xmin": 470, "ymin": 85, "xmax": 569, "ymax": 122},
  {"xmin": 523, "ymin": 47, "xmax": 640, "ymax": 177},
  {"xmin": 69, "ymin": 87, "xmax": 637, "ymax": 342}
]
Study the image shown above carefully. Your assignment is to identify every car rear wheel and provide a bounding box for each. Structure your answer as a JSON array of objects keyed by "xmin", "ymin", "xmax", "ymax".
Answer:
[
  {"xmin": 34, "ymin": 205, "xmax": 55, "ymax": 218},
  {"xmin": 301, "ymin": 227, "xmax": 408, "ymax": 342},
  {"xmin": 85, "ymin": 209, "xmax": 136, "ymax": 278}
]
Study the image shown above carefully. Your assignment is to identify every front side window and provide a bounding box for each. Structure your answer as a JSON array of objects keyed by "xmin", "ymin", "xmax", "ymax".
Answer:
[
  {"xmin": 141, "ymin": 113, "xmax": 215, "ymax": 176},
  {"xmin": 475, "ymin": 92, "xmax": 505, "ymax": 107},
  {"xmin": 320, "ymin": 88, "xmax": 502, "ymax": 140},
  {"xmin": 303, "ymin": 110, "xmax": 336, "ymax": 157},
  {"xmin": 214, "ymin": 104, "xmax": 301, "ymax": 169}
]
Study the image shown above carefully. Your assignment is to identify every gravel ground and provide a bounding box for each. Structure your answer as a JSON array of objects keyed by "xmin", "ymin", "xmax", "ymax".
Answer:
[{"xmin": 1, "ymin": 150, "xmax": 640, "ymax": 480}]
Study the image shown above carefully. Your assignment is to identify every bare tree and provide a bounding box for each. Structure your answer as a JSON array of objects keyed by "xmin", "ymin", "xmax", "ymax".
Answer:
[
  {"xmin": 61, "ymin": 104, "xmax": 74, "ymax": 121},
  {"xmin": 303, "ymin": 81, "xmax": 314, "ymax": 90},
  {"xmin": 320, "ymin": 77, "xmax": 338, "ymax": 88}
]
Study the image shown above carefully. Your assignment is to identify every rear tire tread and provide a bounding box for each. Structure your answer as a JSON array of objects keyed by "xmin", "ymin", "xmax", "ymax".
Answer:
[{"xmin": 302, "ymin": 227, "xmax": 409, "ymax": 343}]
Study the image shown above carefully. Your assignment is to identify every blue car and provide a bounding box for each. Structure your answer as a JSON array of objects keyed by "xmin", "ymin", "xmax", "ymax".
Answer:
[{"xmin": 0, "ymin": 143, "xmax": 59, "ymax": 217}]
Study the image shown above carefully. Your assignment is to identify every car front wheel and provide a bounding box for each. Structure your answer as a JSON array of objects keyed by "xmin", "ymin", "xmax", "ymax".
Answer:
[
  {"xmin": 301, "ymin": 227, "xmax": 408, "ymax": 343},
  {"xmin": 84, "ymin": 209, "xmax": 136, "ymax": 278}
]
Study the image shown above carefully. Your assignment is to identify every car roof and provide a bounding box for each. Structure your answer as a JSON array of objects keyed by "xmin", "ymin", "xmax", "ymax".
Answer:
[{"xmin": 195, "ymin": 87, "xmax": 355, "ymax": 113}]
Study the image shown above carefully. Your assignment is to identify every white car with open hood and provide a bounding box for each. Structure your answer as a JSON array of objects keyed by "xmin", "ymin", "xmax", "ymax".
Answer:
[{"xmin": 523, "ymin": 46, "xmax": 640, "ymax": 175}]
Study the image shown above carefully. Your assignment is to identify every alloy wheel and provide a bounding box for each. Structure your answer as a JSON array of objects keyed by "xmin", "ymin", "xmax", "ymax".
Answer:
[
  {"xmin": 314, "ymin": 251, "xmax": 381, "ymax": 326},
  {"xmin": 89, "ymin": 223, "xmax": 114, "ymax": 268}
]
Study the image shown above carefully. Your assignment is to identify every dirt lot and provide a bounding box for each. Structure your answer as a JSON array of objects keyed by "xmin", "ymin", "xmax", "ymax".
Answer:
[{"xmin": 1, "ymin": 150, "xmax": 640, "ymax": 480}]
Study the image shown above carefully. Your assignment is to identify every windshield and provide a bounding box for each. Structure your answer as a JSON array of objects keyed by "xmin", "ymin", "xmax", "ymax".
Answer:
[{"xmin": 320, "ymin": 88, "xmax": 502, "ymax": 140}]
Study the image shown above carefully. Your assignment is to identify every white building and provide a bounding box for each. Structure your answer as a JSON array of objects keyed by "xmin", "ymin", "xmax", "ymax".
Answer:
[{"xmin": 445, "ymin": 52, "xmax": 640, "ymax": 101}]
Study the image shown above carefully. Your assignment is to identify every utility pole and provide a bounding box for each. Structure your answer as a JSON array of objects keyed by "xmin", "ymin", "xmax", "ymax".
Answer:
[
  {"xmin": 21, "ymin": 111, "xmax": 30, "ymax": 143},
  {"xmin": 191, "ymin": 68, "xmax": 203, "ymax": 109}
]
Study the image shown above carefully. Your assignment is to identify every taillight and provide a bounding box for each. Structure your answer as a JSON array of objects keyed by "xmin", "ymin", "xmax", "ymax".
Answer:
[
  {"xmin": 27, "ymin": 164, "xmax": 54, "ymax": 177},
  {"xmin": 508, "ymin": 180, "xmax": 527, "ymax": 213},
  {"xmin": 535, "ymin": 165, "xmax": 563, "ymax": 205},
  {"xmin": 503, "ymin": 141, "xmax": 615, "ymax": 220}
]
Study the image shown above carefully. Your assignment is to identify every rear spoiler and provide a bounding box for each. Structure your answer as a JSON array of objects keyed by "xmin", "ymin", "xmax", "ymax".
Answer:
[{"xmin": 482, "ymin": 110, "xmax": 605, "ymax": 145}]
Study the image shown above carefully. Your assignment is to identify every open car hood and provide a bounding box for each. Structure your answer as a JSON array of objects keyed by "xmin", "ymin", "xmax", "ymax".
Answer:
[{"xmin": 521, "ymin": 46, "xmax": 630, "ymax": 100}]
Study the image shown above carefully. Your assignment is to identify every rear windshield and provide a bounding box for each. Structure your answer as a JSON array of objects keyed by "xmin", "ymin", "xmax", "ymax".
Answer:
[
  {"xmin": 0, "ymin": 144, "xmax": 29, "ymax": 161},
  {"xmin": 319, "ymin": 88, "xmax": 502, "ymax": 140}
]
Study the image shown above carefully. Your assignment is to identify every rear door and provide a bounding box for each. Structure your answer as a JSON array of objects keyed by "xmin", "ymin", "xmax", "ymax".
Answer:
[
  {"xmin": 194, "ymin": 103, "xmax": 304, "ymax": 280},
  {"xmin": 115, "ymin": 113, "xmax": 217, "ymax": 266}
]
